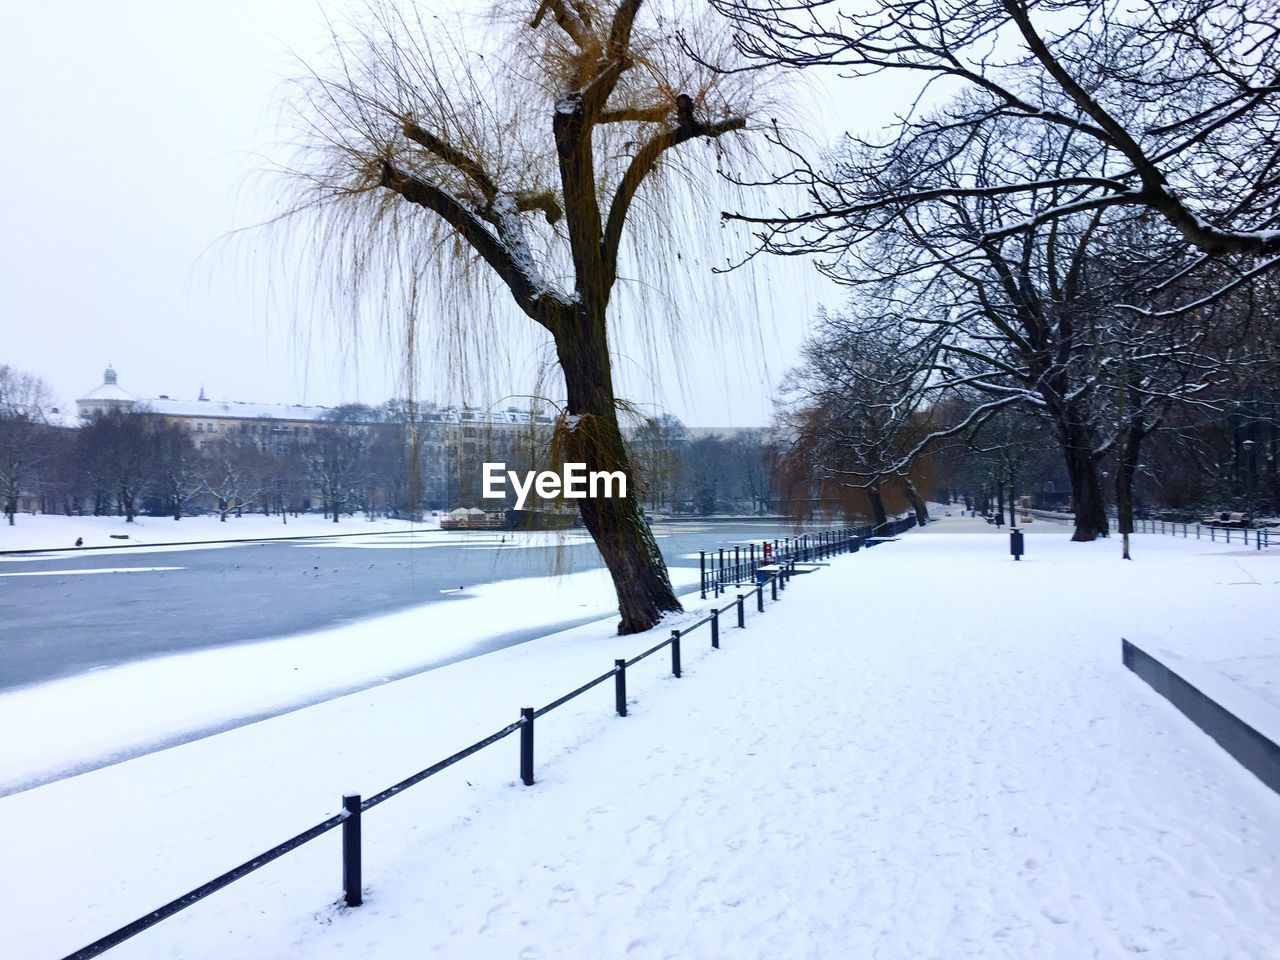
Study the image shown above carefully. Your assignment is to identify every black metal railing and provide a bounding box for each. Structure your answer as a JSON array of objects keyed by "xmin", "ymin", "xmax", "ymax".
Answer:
[
  {"xmin": 696, "ymin": 520, "xmax": 918, "ymax": 599},
  {"xmin": 873, "ymin": 515, "xmax": 920, "ymax": 538},
  {"xmin": 61, "ymin": 526, "xmax": 891, "ymax": 960},
  {"xmin": 1132, "ymin": 517, "xmax": 1275, "ymax": 550},
  {"xmin": 1026, "ymin": 512, "xmax": 1275, "ymax": 550}
]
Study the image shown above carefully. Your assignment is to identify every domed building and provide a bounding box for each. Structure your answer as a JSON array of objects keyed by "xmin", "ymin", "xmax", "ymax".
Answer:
[{"xmin": 76, "ymin": 365, "xmax": 137, "ymax": 418}]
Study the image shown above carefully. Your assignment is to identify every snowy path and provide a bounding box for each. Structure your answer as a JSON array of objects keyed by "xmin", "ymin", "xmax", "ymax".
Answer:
[
  {"xmin": 5, "ymin": 533, "xmax": 1278, "ymax": 958},
  {"xmin": 275, "ymin": 537, "xmax": 1279, "ymax": 960}
]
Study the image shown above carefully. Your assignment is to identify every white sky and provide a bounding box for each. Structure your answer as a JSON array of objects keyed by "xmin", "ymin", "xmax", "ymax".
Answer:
[{"xmin": 0, "ymin": 1, "xmax": 900, "ymax": 427}]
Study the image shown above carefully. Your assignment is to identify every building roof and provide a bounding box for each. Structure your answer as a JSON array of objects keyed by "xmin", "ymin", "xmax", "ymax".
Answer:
[
  {"xmin": 77, "ymin": 365, "xmax": 136, "ymax": 404},
  {"xmin": 139, "ymin": 397, "xmax": 333, "ymax": 422},
  {"xmin": 421, "ymin": 405, "xmax": 554, "ymax": 426},
  {"xmin": 74, "ymin": 366, "xmax": 553, "ymax": 426}
]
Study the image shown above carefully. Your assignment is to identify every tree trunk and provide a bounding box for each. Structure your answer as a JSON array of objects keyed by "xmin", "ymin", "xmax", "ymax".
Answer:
[
  {"xmin": 900, "ymin": 476, "xmax": 929, "ymax": 524},
  {"xmin": 1058, "ymin": 416, "xmax": 1109, "ymax": 541},
  {"xmin": 1007, "ymin": 468, "xmax": 1017, "ymax": 528},
  {"xmin": 1115, "ymin": 418, "xmax": 1145, "ymax": 561},
  {"xmin": 866, "ymin": 481, "xmax": 888, "ymax": 528},
  {"xmin": 555, "ymin": 315, "xmax": 681, "ymax": 635}
]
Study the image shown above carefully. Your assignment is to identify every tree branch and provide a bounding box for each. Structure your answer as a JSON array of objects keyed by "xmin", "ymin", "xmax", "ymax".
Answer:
[
  {"xmin": 401, "ymin": 119, "xmax": 497, "ymax": 203},
  {"xmin": 379, "ymin": 161, "xmax": 565, "ymax": 333},
  {"xmin": 603, "ymin": 108, "xmax": 746, "ymax": 290}
]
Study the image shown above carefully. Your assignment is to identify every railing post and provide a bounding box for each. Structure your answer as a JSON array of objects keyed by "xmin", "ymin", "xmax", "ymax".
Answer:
[
  {"xmin": 671, "ymin": 630, "xmax": 682, "ymax": 678},
  {"xmin": 699, "ymin": 551, "xmax": 706, "ymax": 600},
  {"xmin": 736, "ymin": 593, "xmax": 745, "ymax": 629},
  {"xmin": 520, "ymin": 707, "xmax": 535, "ymax": 786},
  {"xmin": 342, "ymin": 794, "xmax": 362, "ymax": 908},
  {"xmin": 711, "ymin": 609, "xmax": 720, "ymax": 649},
  {"xmin": 734, "ymin": 545, "xmax": 741, "ymax": 584},
  {"xmin": 756, "ymin": 585, "xmax": 764, "ymax": 613},
  {"xmin": 614, "ymin": 659, "xmax": 627, "ymax": 717},
  {"xmin": 771, "ymin": 574, "xmax": 778, "ymax": 601}
]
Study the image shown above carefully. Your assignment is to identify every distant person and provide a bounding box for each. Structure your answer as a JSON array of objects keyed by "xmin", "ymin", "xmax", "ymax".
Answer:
[
  {"xmin": 75, "ymin": 537, "xmax": 83, "ymax": 547},
  {"xmin": 994, "ymin": 512, "xmax": 1004, "ymax": 528}
]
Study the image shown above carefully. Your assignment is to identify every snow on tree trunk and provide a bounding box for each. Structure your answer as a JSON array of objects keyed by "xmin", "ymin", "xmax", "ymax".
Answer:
[{"xmin": 556, "ymin": 312, "xmax": 680, "ymax": 634}]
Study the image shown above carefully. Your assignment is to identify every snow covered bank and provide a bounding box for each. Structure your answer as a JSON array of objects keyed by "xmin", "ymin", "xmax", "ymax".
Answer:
[
  {"xmin": 0, "ymin": 564, "xmax": 699, "ymax": 794},
  {"xmin": 4, "ymin": 532, "xmax": 1279, "ymax": 959},
  {"xmin": 0, "ymin": 513, "xmax": 440, "ymax": 553}
]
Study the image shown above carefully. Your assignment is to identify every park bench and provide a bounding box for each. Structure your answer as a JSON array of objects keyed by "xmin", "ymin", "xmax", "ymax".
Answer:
[{"xmin": 1201, "ymin": 511, "xmax": 1249, "ymax": 528}]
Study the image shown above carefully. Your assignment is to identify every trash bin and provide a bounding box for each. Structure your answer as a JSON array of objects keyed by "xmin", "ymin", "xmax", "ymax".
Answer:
[
  {"xmin": 756, "ymin": 568, "xmax": 771, "ymax": 586},
  {"xmin": 1010, "ymin": 528, "xmax": 1025, "ymax": 561}
]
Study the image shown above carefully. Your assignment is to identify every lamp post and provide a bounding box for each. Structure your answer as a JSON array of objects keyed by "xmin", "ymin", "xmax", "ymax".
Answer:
[{"xmin": 1243, "ymin": 438, "xmax": 1257, "ymax": 521}]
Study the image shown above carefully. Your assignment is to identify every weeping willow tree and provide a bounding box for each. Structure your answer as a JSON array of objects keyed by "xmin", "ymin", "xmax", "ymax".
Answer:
[{"xmin": 275, "ymin": 0, "xmax": 771, "ymax": 633}]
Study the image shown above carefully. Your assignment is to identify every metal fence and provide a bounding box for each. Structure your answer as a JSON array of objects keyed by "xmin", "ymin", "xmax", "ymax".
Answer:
[
  {"xmin": 1132, "ymin": 517, "xmax": 1275, "ymax": 549},
  {"xmin": 1027, "ymin": 512, "xmax": 1275, "ymax": 549},
  {"xmin": 62, "ymin": 524, "xmax": 879, "ymax": 960},
  {"xmin": 698, "ymin": 516, "xmax": 917, "ymax": 599}
]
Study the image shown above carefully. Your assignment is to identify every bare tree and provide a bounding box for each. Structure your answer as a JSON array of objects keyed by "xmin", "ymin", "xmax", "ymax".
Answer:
[
  {"xmin": 278, "ymin": 0, "xmax": 770, "ymax": 632},
  {"xmin": 301, "ymin": 410, "xmax": 370, "ymax": 523},
  {"xmin": 777, "ymin": 309, "xmax": 945, "ymax": 529},
  {"xmin": 77, "ymin": 409, "xmax": 154, "ymax": 522},
  {"xmin": 715, "ymin": 0, "xmax": 1280, "ymax": 292},
  {"xmin": 202, "ymin": 437, "xmax": 268, "ymax": 522},
  {"xmin": 629, "ymin": 413, "xmax": 688, "ymax": 513},
  {"xmin": 0, "ymin": 365, "xmax": 55, "ymax": 525},
  {"xmin": 151, "ymin": 421, "xmax": 202, "ymax": 520}
]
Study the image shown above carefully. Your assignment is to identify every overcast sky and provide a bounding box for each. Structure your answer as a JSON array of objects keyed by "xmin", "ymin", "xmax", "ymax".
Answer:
[{"xmin": 1, "ymin": 2, "xmax": 894, "ymax": 427}]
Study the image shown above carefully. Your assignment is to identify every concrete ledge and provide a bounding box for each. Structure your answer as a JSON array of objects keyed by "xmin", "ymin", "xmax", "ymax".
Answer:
[{"xmin": 1123, "ymin": 638, "xmax": 1280, "ymax": 796}]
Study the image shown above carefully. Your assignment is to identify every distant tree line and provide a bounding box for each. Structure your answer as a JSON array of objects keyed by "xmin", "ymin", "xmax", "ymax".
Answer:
[
  {"xmin": 0, "ymin": 381, "xmax": 426, "ymax": 525},
  {"xmin": 628, "ymin": 416, "xmax": 778, "ymax": 516},
  {"xmin": 0, "ymin": 365, "xmax": 787, "ymax": 525}
]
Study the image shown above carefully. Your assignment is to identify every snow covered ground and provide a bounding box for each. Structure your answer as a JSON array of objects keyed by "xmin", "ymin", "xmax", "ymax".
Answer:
[
  {"xmin": 0, "ymin": 563, "xmax": 697, "ymax": 794},
  {"xmin": 0, "ymin": 512, "xmax": 440, "ymax": 553},
  {"xmin": 4, "ymin": 527, "xmax": 1279, "ymax": 959}
]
